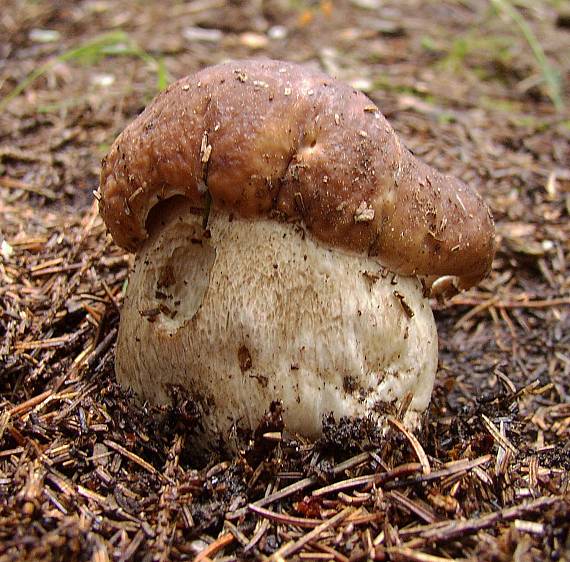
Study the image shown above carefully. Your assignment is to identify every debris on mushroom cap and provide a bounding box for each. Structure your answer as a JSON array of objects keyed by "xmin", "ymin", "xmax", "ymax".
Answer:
[{"xmin": 99, "ymin": 59, "xmax": 495, "ymax": 289}]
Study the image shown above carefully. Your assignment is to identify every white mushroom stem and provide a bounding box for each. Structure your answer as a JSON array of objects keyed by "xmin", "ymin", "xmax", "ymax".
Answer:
[{"xmin": 116, "ymin": 200, "xmax": 438, "ymax": 447}]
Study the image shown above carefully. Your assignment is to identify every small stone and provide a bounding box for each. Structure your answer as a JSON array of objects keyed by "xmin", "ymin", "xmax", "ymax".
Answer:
[
  {"xmin": 29, "ymin": 28, "xmax": 61, "ymax": 43},
  {"xmin": 350, "ymin": 0, "xmax": 381, "ymax": 9},
  {"xmin": 239, "ymin": 32, "xmax": 268, "ymax": 49},
  {"xmin": 187, "ymin": 539, "xmax": 210, "ymax": 556},
  {"xmin": 182, "ymin": 26, "xmax": 223, "ymax": 43},
  {"xmin": 1, "ymin": 239, "xmax": 13, "ymax": 260},
  {"xmin": 91, "ymin": 73, "xmax": 115, "ymax": 87},
  {"xmin": 268, "ymin": 25, "xmax": 288, "ymax": 40},
  {"xmin": 349, "ymin": 77, "xmax": 373, "ymax": 93}
]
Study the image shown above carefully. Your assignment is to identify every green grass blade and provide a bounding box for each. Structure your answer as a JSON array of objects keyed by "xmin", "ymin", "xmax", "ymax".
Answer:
[
  {"xmin": 0, "ymin": 30, "xmax": 169, "ymax": 112},
  {"xmin": 490, "ymin": 0, "xmax": 564, "ymax": 111},
  {"xmin": 0, "ymin": 31, "xmax": 129, "ymax": 112}
]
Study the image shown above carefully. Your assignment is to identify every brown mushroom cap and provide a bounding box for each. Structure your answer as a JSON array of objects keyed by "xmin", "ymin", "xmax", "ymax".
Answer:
[{"xmin": 99, "ymin": 59, "xmax": 495, "ymax": 287}]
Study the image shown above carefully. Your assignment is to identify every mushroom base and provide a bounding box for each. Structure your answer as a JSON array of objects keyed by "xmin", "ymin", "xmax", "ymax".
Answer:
[{"xmin": 116, "ymin": 203, "xmax": 438, "ymax": 448}]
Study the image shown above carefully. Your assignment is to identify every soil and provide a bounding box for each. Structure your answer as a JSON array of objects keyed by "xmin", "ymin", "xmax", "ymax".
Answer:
[{"xmin": 1, "ymin": 1, "xmax": 569, "ymax": 560}]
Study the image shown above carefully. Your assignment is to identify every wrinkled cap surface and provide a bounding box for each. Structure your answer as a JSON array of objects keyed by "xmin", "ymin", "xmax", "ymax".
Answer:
[{"xmin": 99, "ymin": 59, "xmax": 495, "ymax": 286}]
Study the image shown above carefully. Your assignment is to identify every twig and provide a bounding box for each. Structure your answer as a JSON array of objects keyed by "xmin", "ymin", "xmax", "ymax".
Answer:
[
  {"xmin": 223, "ymin": 520, "xmax": 252, "ymax": 547},
  {"xmin": 244, "ymin": 483, "xmax": 274, "ymax": 554},
  {"xmin": 384, "ymin": 455, "xmax": 492, "ymax": 489},
  {"xmin": 455, "ymin": 297, "xmax": 498, "ymax": 328},
  {"xmin": 87, "ymin": 327, "xmax": 118, "ymax": 369},
  {"xmin": 101, "ymin": 279, "xmax": 121, "ymax": 312},
  {"xmin": 312, "ymin": 463, "xmax": 422, "ymax": 497},
  {"xmin": 313, "ymin": 543, "xmax": 350, "ymax": 562},
  {"xmin": 194, "ymin": 532, "xmax": 234, "ymax": 562},
  {"xmin": 388, "ymin": 490, "xmax": 438, "ymax": 524},
  {"xmin": 449, "ymin": 296, "xmax": 570, "ymax": 309},
  {"xmin": 8, "ymin": 390, "xmax": 53, "ymax": 416},
  {"xmin": 14, "ymin": 335, "xmax": 76, "ymax": 350},
  {"xmin": 270, "ymin": 507, "xmax": 354, "ymax": 560},
  {"xmin": 0, "ymin": 176, "xmax": 57, "ymax": 200},
  {"xmin": 386, "ymin": 547, "xmax": 464, "ymax": 561},
  {"xmin": 481, "ymin": 414, "xmax": 518, "ymax": 456},
  {"xmin": 104, "ymin": 439, "xmax": 168, "ymax": 482},
  {"xmin": 118, "ymin": 529, "xmax": 145, "ymax": 562},
  {"xmin": 407, "ymin": 496, "xmax": 560, "ymax": 541},
  {"xmin": 249, "ymin": 504, "xmax": 323, "ymax": 528},
  {"xmin": 387, "ymin": 417, "xmax": 431, "ymax": 475},
  {"xmin": 30, "ymin": 263, "xmax": 83, "ymax": 277},
  {"xmin": 154, "ymin": 434, "xmax": 184, "ymax": 561},
  {"xmin": 227, "ymin": 452, "xmax": 369, "ymax": 520}
]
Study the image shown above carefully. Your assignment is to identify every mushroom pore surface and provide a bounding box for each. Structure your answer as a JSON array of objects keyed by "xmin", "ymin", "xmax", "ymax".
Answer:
[
  {"xmin": 117, "ymin": 200, "xmax": 438, "ymax": 445},
  {"xmin": 99, "ymin": 59, "xmax": 495, "ymax": 288}
]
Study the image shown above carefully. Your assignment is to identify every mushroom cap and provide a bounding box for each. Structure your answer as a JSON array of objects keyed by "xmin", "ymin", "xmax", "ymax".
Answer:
[
  {"xmin": 99, "ymin": 59, "xmax": 495, "ymax": 288},
  {"xmin": 117, "ymin": 201, "xmax": 438, "ymax": 444}
]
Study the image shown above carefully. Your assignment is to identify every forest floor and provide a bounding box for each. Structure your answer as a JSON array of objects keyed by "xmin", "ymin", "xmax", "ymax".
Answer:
[{"xmin": 1, "ymin": 1, "xmax": 569, "ymax": 560}]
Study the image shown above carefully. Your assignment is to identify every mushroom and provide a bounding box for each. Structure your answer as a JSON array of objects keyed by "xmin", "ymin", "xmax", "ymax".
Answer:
[{"xmin": 99, "ymin": 59, "xmax": 495, "ymax": 447}]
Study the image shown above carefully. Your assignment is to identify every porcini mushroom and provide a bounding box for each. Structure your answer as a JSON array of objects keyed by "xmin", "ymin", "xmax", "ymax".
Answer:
[{"xmin": 99, "ymin": 59, "xmax": 495, "ymax": 446}]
